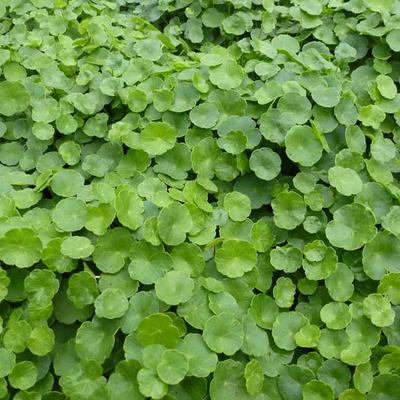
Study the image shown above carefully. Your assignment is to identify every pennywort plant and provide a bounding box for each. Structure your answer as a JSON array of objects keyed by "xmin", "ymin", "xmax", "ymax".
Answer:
[{"xmin": 0, "ymin": 0, "xmax": 399, "ymax": 399}]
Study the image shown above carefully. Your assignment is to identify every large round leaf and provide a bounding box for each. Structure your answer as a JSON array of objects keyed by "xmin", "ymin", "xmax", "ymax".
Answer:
[
  {"xmin": 325, "ymin": 203, "xmax": 377, "ymax": 250},
  {"xmin": 0, "ymin": 228, "xmax": 42, "ymax": 268},
  {"xmin": 285, "ymin": 125, "xmax": 323, "ymax": 167},
  {"xmin": 215, "ymin": 239, "xmax": 257, "ymax": 278},
  {"xmin": 363, "ymin": 232, "xmax": 400, "ymax": 280},
  {"xmin": 203, "ymin": 312, "xmax": 244, "ymax": 355},
  {"xmin": 272, "ymin": 191, "xmax": 306, "ymax": 230},
  {"xmin": 0, "ymin": 81, "xmax": 30, "ymax": 116}
]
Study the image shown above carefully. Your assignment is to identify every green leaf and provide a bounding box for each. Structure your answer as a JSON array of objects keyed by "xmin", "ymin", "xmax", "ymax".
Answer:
[
  {"xmin": 328, "ymin": 166, "xmax": 363, "ymax": 196},
  {"xmin": 367, "ymin": 374, "xmax": 400, "ymax": 399},
  {"xmin": 295, "ymin": 324, "xmax": 321, "ymax": 348},
  {"xmin": 250, "ymin": 294, "xmax": 279, "ymax": 330},
  {"xmin": 52, "ymin": 198, "xmax": 87, "ymax": 232},
  {"xmin": 192, "ymin": 137, "xmax": 221, "ymax": 178},
  {"xmin": 272, "ymin": 311, "xmax": 308, "ymax": 351},
  {"xmin": 137, "ymin": 313, "xmax": 180, "ymax": 348},
  {"xmin": 325, "ymin": 204, "xmax": 377, "ymax": 250},
  {"xmin": 157, "ymin": 349, "xmax": 189, "ymax": 385},
  {"xmin": 170, "ymin": 243, "xmax": 205, "ymax": 277},
  {"xmin": 363, "ymin": 293, "xmax": 394, "ymax": 327},
  {"xmin": 277, "ymin": 365, "xmax": 314, "ymax": 399},
  {"xmin": 210, "ymin": 360, "xmax": 249, "ymax": 399},
  {"xmin": 273, "ymin": 277, "xmax": 296, "ymax": 308},
  {"xmin": 95, "ymin": 288, "xmax": 129, "ymax": 319},
  {"xmin": 223, "ymin": 191, "xmax": 251, "ymax": 222},
  {"xmin": 376, "ymin": 75, "xmax": 397, "ymax": 99},
  {"xmin": 340, "ymin": 343, "xmax": 371, "ymax": 366},
  {"xmin": 32, "ymin": 97, "xmax": 60, "ymax": 123},
  {"xmin": 59, "ymin": 360, "xmax": 108, "ymax": 399},
  {"xmin": 363, "ymin": 232, "xmax": 400, "ymax": 280},
  {"xmin": 129, "ymin": 240, "xmax": 172, "ymax": 284},
  {"xmin": 0, "ymin": 228, "xmax": 42, "ymax": 268},
  {"xmin": 189, "ymin": 103, "xmax": 219, "ymax": 129},
  {"xmin": 222, "ymin": 13, "xmax": 251, "ymax": 35},
  {"xmin": 272, "ymin": 191, "xmax": 306, "ymax": 230},
  {"xmin": 140, "ymin": 122, "xmax": 177, "ymax": 156},
  {"xmin": 311, "ymin": 86, "xmax": 341, "ymax": 108},
  {"xmin": 346, "ymin": 317, "xmax": 379, "ymax": 355},
  {"xmin": 155, "ymin": 271, "xmax": 194, "ymax": 305},
  {"xmin": 358, "ymin": 105, "xmax": 385, "ymax": 129},
  {"xmin": 303, "ymin": 380, "xmax": 334, "ymax": 400},
  {"xmin": 251, "ymin": 219, "xmax": 274, "ymax": 252},
  {"xmin": 285, "ymin": 125, "xmax": 323, "ymax": 166},
  {"xmin": 249, "ymin": 147, "xmax": 281, "ymax": 181},
  {"xmin": 270, "ymin": 245, "xmax": 303, "ymax": 273},
  {"xmin": 215, "ymin": 239, "xmax": 257, "ymax": 278},
  {"xmin": 325, "ymin": 263, "xmax": 354, "ymax": 302},
  {"xmin": 93, "ymin": 228, "xmax": 132, "ymax": 273},
  {"xmin": 378, "ymin": 273, "xmax": 400, "ymax": 305},
  {"xmin": 345, "ymin": 126, "xmax": 366, "ymax": 154},
  {"xmin": 67, "ymin": 271, "xmax": 99, "ymax": 309},
  {"xmin": 107, "ymin": 360, "xmax": 142, "ymax": 400},
  {"xmin": 157, "ymin": 202, "xmax": 193, "ymax": 246},
  {"xmin": 75, "ymin": 319, "xmax": 117, "ymax": 364},
  {"xmin": 218, "ymin": 131, "xmax": 248, "ymax": 154},
  {"xmin": 177, "ymin": 333, "xmax": 218, "ymax": 378},
  {"xmin": 9, "ymin": 362, "xmax": 37, "ymax": 391},
  {"xmin": 0, "ymin": 82, "xmax": 30, "ymax": 116},
  {"xmin": 278, "ymin": 93, "xmax": 312, "ymax": 124},
  {"xmin": 320, "ymin": 302, "xmax": 352, "ymax": 330},
  {"xmin": 134, "ymin": 39, "xmax": 163, "ymax": 61},
  {"xmin": 386, "ymin": 29, "xmax": 400, "ymax": 51},
  {"xmin": 170, "ymin": 82, "xmax": 200, "ymax": 113},
  {"xmin": 244, "ymin": 359, "xmax": 264, "ymax": 395},
  {"xmin": 209, "ymin": 60, "xmax": 244, "ymax": 90},
  {"xmin": 60, "ymin": 236, "xmax": 94, "ymax": 259},
  {"xmin": 137, "ymin": 368, "xmax": 168, "ymax": 399},
  {"xmin": 27, "ymin": 325, "xmax": 55, "ymax": 356},
  {"xmin": 115, "ymin": 189, "xmax": 144, "ymax": 230},
  {"xmin": 203, "ymin": 312, "xmax": 244, "ymax": 355},
  {"xmin": 0, "ymin": 348, "xmax": 16, "ymax": 378}
]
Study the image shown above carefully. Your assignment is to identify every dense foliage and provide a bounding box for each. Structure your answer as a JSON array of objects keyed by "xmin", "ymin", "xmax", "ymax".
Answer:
[{"xmin": 0, "ymin": 0, "xmax": 400, "ymax": 399}]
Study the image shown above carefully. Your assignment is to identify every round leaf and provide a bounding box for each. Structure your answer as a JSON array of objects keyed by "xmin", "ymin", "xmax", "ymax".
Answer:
[
  {"xmin": 249, "ymin": 147, "xmax": 281, "ymax": 181},
  {"xmin": 285, "ymin": 125, "xmax": 323, "ymax": 166},
  {"xmin": 325, "ymin": 204, "xmax": 376, "ymax": 250},
  {"xmin": 0, "ymin": 228, "xmax": 42, "ymax": 268},
  {"xmin": 328, "ymin": 166, "xmax": 363, "ymax": 196},
  {"xmin": 203, "ymin": 312, "xmax": 244, "ymax": 355},
  {"xmin": 156, "ymin": 349, "xmax": 189, "ymax": 385},
  {"xmin": 215, "ymin": 239, "xmax": 257, "ymax": 278},
  {"xmin": 272, "ymin": 191, "xmax": 306, "ymax": 230},
  {"xmin": 155, "ymin": 271, "xmax": 194, "ymax": 305},
  {"xmin": 95, "ymin": 288, "xmax": 129, "ymax": 319}
]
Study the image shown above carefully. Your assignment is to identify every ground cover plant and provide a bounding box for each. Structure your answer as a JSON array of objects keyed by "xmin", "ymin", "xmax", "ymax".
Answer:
[{"xmin": 0, "ymin": 0, "xmax": 400, "ymax": 399}]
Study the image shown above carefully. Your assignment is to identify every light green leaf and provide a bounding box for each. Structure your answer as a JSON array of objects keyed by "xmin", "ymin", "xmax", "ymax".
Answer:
[
  {"xmin": 285, "ymin": 125, "xmax": 323, "ymax": 167},
  {"xmin": 95, "ymin": 288, "xmax": 129, "ymax": 319},
  {"xmin": 328, "ymin": 166, "xmax": 363, "ymax": 196},
  {"xmin": 249, "ymin": 147, "xmax": 281, "ymax": 181},
  {"xmin": 0, "ymin": 82, "xmax": 30, "ymax": 116},
  {"xmin": 155, "ymin": 271, "xmax": 194, "ymax": 305},
  {"xmin": 140, "ymin": 122, "xmax": 177, "ymax": 156},
  {"xmin": 61, "ymin": 236, "xmax": 94, "ymax": 259},
  {"xmin": 203, "ymin": 312, "xmax": 244, "ymax": 356},
  {"xmin": 215, "ymin": 239, "xmax": 257, "ymax": 278},
  {"xmin": 272, "ymin": 191, "xmax": 306, "ymax": 230},
  {"xmin": 0, "ymin": 228, "xmax": 42, "ymax": 268},
  {"xmin": 157, "ymin": 349, "xmax": 189, "ymax": 385},
  {"xmin": 209, "ymin": 60, "xmax": 244, "ymax": 90}
]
